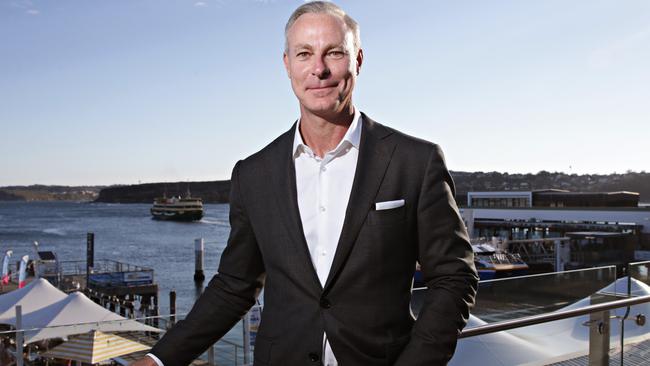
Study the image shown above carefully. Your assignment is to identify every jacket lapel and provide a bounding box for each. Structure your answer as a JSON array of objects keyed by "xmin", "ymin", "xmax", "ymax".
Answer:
[
  {"xmin": 269, "ymin": 123, "xmax": 323, "ymax": 291},
  {"xmin": 323, "ymin": 114, "xmax": 396, "ymax": 291}
]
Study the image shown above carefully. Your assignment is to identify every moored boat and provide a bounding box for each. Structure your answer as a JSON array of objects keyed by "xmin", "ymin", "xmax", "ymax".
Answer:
[
  {"xmin": 472, "ymin": 243, "xmax": 529, "ymax": 280},
  {"xmin": 413, "ymin": 243, "xmax": 529, "ymax": 286}
]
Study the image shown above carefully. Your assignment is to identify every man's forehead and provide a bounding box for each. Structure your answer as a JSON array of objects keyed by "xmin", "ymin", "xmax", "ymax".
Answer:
[
  {"xmin": 287, "ymin": 13, "xmax": 349, "ymax": 38},
  {"xmin": 286, "ymin": 13, "xmax": 353, "ymax": 49}
]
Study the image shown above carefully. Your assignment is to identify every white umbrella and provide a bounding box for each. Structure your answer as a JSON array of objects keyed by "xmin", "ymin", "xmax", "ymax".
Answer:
[
  {"xmin": 0, "ymin": 278, "xmax": 67, "ymax": 323},
  {"xmin": 2, "ymin": 291, "xmax": 161, "ymax": 344},
  {"xmin": 42, "ymin": 330, "xmax": 150, "ymax": 364}
]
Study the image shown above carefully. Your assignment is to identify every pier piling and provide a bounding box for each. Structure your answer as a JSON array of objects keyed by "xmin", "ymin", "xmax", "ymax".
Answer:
[
  {"xmin": 194, "ymin": 238, "xmax": 205, "ymax": 282},
  {"xmin": 170, "ymin": 290, "xmax": 177, "ymax": 327},
  {"xmin": 86, "ymin": 232, "xmax": 94, "ymax": 287}
]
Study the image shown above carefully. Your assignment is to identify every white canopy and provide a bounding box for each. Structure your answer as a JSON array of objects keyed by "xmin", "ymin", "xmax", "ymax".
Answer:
[
  {"xmin": 42, "ymin": 330, "xmax": 150, "ymax": 364},
  {"xmin": 450, "ymin": 277, "xmax": 650, "ymax": 366},
  {"xmin": 0, "ymin": 278, "xmax": 68, "ymax": 323},
  {"xmin": 2, "ymin": 291, "xmax": 161, "ymax": 344}
]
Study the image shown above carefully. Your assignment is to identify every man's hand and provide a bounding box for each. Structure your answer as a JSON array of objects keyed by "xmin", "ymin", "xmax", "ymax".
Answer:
[{"xmin": 129, "ymin": 356, "xmax": 157, "ymax": 366}]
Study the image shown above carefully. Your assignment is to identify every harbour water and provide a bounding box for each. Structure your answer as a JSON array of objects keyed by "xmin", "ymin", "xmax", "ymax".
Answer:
[{"xmin": 0, "ymin": 201, "xmax": 231, "ymax": 315}]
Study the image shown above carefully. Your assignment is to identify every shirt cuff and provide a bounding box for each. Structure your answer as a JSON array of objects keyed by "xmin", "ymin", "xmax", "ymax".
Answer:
[{"xmin": 146, "ymin": 353, "xmax": 164, "ymax": 366}]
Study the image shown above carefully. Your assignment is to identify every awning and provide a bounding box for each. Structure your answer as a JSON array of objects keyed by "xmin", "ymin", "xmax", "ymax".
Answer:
[
  {"xmin": 42, "ymin": 330, "xmax": 150, "ymax": 364},
  {"xmin": 2, "ymin": 291, "xmax": 161, "ymax": 344},
  {"xmin": 0, "ymin": 278, "xmax": 67, "ymax": 323}
]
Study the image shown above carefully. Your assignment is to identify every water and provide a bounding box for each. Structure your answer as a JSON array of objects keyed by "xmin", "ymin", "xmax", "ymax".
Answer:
[{"xmin": 0, "ymin": 201, "xmax": 231, "ymax": 314}]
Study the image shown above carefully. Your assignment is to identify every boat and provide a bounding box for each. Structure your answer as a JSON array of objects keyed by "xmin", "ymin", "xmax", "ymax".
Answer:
[
  {"xmin": 472, "ymin": 243, "xmax": 529, "ymax": 280},
  {"xmin": 150, "ymin": 192, "xmax": 204, "ymax": 221},
  {"xmin": 413, "ymin": 243, "xmax": 529, "ymax": 286}
]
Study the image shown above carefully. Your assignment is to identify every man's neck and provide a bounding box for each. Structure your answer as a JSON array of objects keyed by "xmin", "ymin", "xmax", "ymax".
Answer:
[{"xmin": 299, "ymin": 106, "xmax": 355, "ymax": 158}]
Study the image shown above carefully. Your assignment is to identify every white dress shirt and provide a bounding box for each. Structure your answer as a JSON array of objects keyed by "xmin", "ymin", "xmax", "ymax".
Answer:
[
  {"xmin": 293, "ymin": 109, "xmax": 361, "ymax": 366},
  {"xmin": 147, "ymin": 109, "xmax": 362, "ymax": 366}
]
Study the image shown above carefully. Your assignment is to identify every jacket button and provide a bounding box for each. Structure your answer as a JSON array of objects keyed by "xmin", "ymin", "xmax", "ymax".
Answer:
[
  {"xmin": 308, "ymin": 352, "xmax": 320, "ymax": 362},
  {"xmin": 320, "ymin": 298, "xmax": 331, "ymax": 309}
]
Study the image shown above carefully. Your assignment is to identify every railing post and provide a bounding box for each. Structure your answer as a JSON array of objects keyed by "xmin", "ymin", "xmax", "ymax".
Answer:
[
  {"xmin": 16, "ymin": 305, "xmax": 23, "ymax": 366},
  {"xmin": 243, "ymin": 313, "xmax": 251, "ymax": 364},
  {"xmin": 588, "ymin": 310, "xmax": 610, "ymax": 366}
]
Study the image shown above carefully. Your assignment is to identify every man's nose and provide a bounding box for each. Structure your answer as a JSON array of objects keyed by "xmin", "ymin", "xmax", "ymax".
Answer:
[{"xmin": 311, "ymin": 57, "xmax": 331, "ymax": 79}]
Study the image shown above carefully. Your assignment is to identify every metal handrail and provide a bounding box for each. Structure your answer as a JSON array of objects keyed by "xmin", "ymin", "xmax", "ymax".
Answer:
[{"xmin": 460, "ymin": 294, "xmax": 650, "ymax": 338}]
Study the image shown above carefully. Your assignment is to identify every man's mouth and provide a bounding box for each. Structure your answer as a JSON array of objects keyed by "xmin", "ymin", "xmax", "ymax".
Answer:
[{"xmin": 307, "ymin": 84, "xmax": 336, "ymax": 90}]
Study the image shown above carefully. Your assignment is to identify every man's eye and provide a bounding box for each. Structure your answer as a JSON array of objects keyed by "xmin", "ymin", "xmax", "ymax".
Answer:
[
  {"xmin": 296, "ymin": 52, "xmax": 310, "ymax": 58},
  {"xmin": 327, "ymin": 51, "xmax": 345, "ymax": 58}
]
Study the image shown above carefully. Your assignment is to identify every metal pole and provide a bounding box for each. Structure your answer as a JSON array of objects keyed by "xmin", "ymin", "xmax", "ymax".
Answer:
[
  {"xmin": 207, "ymin": 345, "xmax": 215, "ymax": 366},
  {"xmin": 460, "ymin": 294, "xmax": 650, "ymax": 338},
  {"xmin": 588, "ymin": 310, "xmax": 610, "ymax": 366},
  {"xmin": 243, "ymin": 314, "xmax": 251, "ymax": 364},
  {"xmin": 16, "ymin": 305, "xmax": 23, "ymax": 366},
  {"xmin": 194, "ymin": 238, "xmax": 205, "ymax": 282},
  {"xmin": 554, "ymin": 239, "xmax": 562, "ymax": 271}
]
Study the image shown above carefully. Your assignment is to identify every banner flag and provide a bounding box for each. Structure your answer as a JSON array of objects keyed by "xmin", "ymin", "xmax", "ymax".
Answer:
[
  {"xmin": 18, "ymin": 255, "xmax": 29, "ymax": 288},
  {"xmin": 1, "ymin": 250, "xmax": 12, "ymax": 285}
]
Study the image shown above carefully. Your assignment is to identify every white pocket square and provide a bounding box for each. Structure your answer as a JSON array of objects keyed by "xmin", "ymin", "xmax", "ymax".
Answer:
[{"xmin": 375, "ymin": 199, "xmax": 405, "ymax": 210}]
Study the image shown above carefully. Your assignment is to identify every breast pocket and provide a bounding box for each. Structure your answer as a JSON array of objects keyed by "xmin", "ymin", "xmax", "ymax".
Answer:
[{"xmin": 367, "ymin": 205, "xmax": 406, "ymax": 226}]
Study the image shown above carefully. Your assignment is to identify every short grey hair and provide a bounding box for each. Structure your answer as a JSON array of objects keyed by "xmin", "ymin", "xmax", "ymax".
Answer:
[{"xmin": 284, "ymin": 1, "xmax": 361, "ymax": 54}]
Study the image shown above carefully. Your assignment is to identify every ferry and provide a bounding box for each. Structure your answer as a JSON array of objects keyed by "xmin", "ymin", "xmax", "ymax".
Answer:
[{"xmin": 150, "ymin": 194, "xmax": 204, "ymax": 221}]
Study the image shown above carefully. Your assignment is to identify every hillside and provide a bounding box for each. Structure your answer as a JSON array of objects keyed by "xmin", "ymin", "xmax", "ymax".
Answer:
[
  {"xmin": 6, "ymin": 171, "xmax": 648, "ymax": 204},
  {"xmin": 0, "ymin": 185, "xmax": 104, "ymax": 202},
  {"xmin": 91, "ymin": 171, "xmax": 650, "ymax": 205},
  {"xmin": 94, "ymin": 180, "xmax": 231, "ymax": 203},
  {"xmin": 451, "ymin": 171, "xmax": 650, "ymax": 204}
]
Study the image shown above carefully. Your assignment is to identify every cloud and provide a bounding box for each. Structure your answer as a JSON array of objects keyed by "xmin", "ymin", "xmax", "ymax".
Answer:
[
  {"xmin": 194, "ymin": 1, "xmax": 207, "ymax": 7},
  {"xmin": 10, "ymin": 0, "xmax": 39, "ymax": 15},
  {"xmin": 10, "ymin": 0, "xmax": 32, "ymax": 9}
]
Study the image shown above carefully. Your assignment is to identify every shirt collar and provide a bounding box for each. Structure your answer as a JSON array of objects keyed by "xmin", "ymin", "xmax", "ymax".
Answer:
[{"xmin": 292, "ymin": 108, "xmax": 362, "ymax": 158}]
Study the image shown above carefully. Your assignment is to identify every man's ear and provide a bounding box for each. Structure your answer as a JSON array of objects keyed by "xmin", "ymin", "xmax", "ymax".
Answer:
[
  {"xmin": 283, "ymin": 52, "xmax": 291, "ymax": 78},
  {"xmin": 355, "ymin": 48, "xmax": 364, "ymax": 75}
]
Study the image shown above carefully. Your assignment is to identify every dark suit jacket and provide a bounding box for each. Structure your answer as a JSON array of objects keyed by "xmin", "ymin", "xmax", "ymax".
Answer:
[{"xmin": 150, "ymin": 114, "xmax": 478, "ymax": 366}]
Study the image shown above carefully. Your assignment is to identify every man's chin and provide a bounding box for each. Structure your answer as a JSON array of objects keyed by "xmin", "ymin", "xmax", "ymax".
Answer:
[{"xmin": 301, "ymin": 102, "xmax": 340, "ymax": 116}]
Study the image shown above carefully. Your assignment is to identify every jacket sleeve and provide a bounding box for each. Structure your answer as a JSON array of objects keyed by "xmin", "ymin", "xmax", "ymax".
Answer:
[
  {"xmin": 394, "ymin": 145, "xmax": 479, "ymax": 366},
  {"xmin": 150, "ymin": 160, "xmax": 265, "ymax": 366}
]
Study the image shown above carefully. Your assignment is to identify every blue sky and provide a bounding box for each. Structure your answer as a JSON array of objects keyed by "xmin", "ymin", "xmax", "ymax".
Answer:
[{"xmin": 1, "ymin": 0, "xmax": 649, "ymax": 186}]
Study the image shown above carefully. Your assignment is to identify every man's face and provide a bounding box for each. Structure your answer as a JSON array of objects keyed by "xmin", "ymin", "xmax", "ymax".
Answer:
[{"xmin": 284, "ymin": 13, "xmax": 362, "ymax": 119}]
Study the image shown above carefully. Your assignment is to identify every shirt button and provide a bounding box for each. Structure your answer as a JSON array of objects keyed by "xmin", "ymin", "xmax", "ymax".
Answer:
[
  {"xmin": 319, "ymin": 206, "xmax": 326, "ymax": 212},
  {"xmin": 308, "ymin": 352, "xmax": 320, "ymax": 362},
  {"xmin": 321, "ymin": 166, "xmax": 327, "ymax": 172}
]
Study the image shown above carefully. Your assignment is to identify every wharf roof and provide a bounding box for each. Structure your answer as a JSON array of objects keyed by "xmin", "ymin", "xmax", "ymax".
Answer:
[{"xmin": 565, "ymin": 231, "xmax": 632, "ymax": 238}]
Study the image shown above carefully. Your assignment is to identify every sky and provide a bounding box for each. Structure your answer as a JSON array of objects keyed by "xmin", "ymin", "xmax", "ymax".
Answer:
[{"xmin": 1, "ymin": 0, "xmax": 649, "ymax": 186}]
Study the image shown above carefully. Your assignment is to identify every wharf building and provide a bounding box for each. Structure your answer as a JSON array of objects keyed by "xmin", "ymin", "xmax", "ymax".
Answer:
[{"xmin": 459, "ymin": 189, "xmax": 650, "ymax": 272}]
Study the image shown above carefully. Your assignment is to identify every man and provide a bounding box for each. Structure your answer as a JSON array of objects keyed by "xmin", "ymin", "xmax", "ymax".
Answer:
[{"xmin": 133, "ymin": 2, "xmax": 477, "ymax": 365}]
